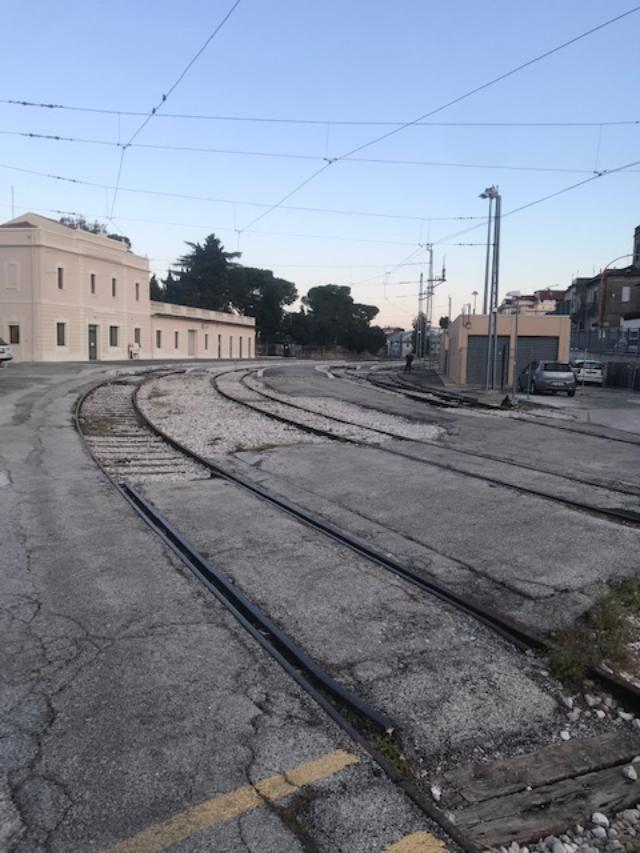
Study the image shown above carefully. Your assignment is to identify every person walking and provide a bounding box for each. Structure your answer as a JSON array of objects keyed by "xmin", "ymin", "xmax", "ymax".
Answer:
[{"xmin": 404, "ymin": 352, "xmax": 414, "ymax": 373}]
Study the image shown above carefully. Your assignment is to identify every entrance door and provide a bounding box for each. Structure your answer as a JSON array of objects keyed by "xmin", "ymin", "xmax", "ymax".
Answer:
[
  {"xmin": 88, "ymin": 325, "xmax": 98, "ymax": 360},
  {"xmin": 187, "ymin": 329, "xmax": 197, "ymax": 357}
]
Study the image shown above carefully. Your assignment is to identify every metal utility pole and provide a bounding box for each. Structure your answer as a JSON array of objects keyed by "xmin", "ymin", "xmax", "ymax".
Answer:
[
  {"xmin": 479, "ymin": 186, "xmax": 501, "ymax": 390},
  {"xmin": 482, "ymin": 196, "xmax": 494, "ymax": 314},
  {"xmin": 417, "ymin": 272, "xmax": 425, "ymax": 358},
  {"xmin": 422, "ymin": 243, "xmax": 446, "ymax": 359}
]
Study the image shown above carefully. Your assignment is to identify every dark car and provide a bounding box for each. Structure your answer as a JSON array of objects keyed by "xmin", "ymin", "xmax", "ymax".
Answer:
[{"xmin": 518, "ymin": 361, "xmax": 576, "ymax": 396}]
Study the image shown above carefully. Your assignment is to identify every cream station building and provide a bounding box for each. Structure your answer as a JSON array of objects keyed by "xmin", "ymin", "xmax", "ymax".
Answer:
[{"xmin": 0, "ymin": 213, "xmax": 255, "ymax": 363}]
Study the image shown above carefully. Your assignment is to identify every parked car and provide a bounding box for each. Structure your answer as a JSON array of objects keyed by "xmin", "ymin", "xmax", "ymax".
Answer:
[
  {"xmin": 571, "ymin": 359, "xmax": 604, "ymax": 385},
  {"xmin": 0, "ymin": 338, "xmax": 13, "ymax": 367},
  {"xmin": 518, "ymin": 361, "xmax": 577, "ymax": 396}
]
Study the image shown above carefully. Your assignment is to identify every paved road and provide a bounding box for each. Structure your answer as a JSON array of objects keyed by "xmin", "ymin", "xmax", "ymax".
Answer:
[{"xmin": 0, "ymin": 364, "xmax": 443, "ymax": 852}]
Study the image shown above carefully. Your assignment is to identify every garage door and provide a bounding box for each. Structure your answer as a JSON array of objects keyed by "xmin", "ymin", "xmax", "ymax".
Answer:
[
  {"xmin": 466, "ymin": 335, "xmax": 510, "ymax": 386},
  {"xmin": 514, "ymin": 336, "xmax": 558, "ymax": 376}
]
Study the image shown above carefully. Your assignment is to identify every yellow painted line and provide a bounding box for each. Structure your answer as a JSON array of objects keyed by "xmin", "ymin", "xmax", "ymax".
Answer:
[
  {"xmin": 384, "ymin": 831, "xmax": 447, "ymax": 853},
  {"xmin": 109, "ymin": 749, "xmax": 359, "ymax": 853}
]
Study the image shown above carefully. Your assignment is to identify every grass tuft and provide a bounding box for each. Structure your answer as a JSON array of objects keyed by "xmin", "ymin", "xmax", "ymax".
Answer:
[{"xmin": 548, "ymin": 582, "xmax": 639, "ymax": 686}]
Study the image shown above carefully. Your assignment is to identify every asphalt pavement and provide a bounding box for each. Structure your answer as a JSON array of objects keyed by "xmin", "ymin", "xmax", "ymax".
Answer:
[{"xmin": 0, "ymin": 363, "xmax": 444, "ymax": 853}]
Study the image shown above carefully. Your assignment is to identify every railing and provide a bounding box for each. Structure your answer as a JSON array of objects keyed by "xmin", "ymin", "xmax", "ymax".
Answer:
[{"xmin": 571, "ymin": 329, "xmax": 639, "ymax": 357}]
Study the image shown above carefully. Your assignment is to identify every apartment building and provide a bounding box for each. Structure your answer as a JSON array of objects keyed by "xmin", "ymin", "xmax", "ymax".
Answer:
[{"xmin": 0, "ymin": 214, "xmax": 255, "ymax": 362}]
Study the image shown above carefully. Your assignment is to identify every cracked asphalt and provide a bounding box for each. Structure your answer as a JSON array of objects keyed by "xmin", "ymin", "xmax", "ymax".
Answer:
[{"xmin": 0, "ymin": 363, "xmax": 445, "ymax": 853}]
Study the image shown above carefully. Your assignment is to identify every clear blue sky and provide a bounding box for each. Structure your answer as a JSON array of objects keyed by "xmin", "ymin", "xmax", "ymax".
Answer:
[{"xmin": 1, "ymin": 0, "xmax": 638, "ymax": 326}]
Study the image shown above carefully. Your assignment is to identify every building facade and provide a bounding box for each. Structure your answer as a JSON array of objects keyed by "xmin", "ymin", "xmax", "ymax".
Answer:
[
  {"xmin": 440, "ymin": 314, "xmax": 570, "ymax": 386},
  {"xmin": 0, "ymin": 214, "xmax": 255, "ymax": 362},
  {"xmin": 566, "ymin": 226, "xmax": 640, "ymax": 333}
]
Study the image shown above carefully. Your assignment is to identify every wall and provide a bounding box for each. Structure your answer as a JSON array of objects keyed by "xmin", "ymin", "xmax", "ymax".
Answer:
[
  {"xmin": 0, "ymin": 216, "xmax": 256, "ymax": 362},
  {"xmin": 150, "ymin": 302, "xmax": 255, "ymax": 360},
  {"xmin": 0, "ymin": 216, "xmax": 151, "ymax": 361},
  {"xmin": 444, "ymin": 314, "xmax": 570, "ymax": 385}
]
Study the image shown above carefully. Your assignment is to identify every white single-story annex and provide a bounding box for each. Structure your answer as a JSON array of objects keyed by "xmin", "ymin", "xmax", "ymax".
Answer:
[{"xmin": 0, "ymin": 213, "xmax": 255, "ymax": 362}]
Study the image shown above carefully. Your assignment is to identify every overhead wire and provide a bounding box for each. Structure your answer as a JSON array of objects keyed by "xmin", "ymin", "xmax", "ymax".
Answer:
[
  {"xmin": 2, "ymin": 98, "xmax": 638, "ymax": 129},
  {"xmin": 0, "ymin": 161, "xmax": 482, "ymax": 223},
  {"xmin": 236, "ymin": 4, "xmax": 640, "ymax": 232},
  {"xmin": 5, "ymin": 129, "xmax": 636, "ymax": 175},
  {"xmin": 107, "ymin": 0, "xmax": 242, "ymax": 219}
]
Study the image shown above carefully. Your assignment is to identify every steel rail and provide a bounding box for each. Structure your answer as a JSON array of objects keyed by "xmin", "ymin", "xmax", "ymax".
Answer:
[
  {"xmin": 248, "ymin": 369, "xmax": 640, "ymax": 497},
  {"xmin": 130, "ymin": 371, "xmax": 640, "ymax": 716},
  {"xmin": 213, "ymin": 371, "xmax": 640, "ymax": 529},
  {"xmin": 120, "ymin": 482, "xmax": 393, "ymax": 735},
  {"xmin": 368, "ymin": 370, "xmax": 640, "ymax": 447},
  {"xmin": 76, "ymin": 375, "xmax": 476, "ymax": 852}
]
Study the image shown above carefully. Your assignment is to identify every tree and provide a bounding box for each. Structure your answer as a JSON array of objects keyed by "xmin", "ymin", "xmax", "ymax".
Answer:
[
  {"xmin": 289, "ymin": 284, "xmax": 384, "ymax": 354},
  {"xmin": 149, "ymin": 273, "xmax": 164, "ymax": 301},
  {"xmin": 170, "ymin": 234, "xmax": 241, "ymax": 311},
  {"xmin": 58, "ymin": 216, "xmax": 131, "ymax": 249},
  {"xmin": 227, "ymin": 267, "xmax": 297, "ymax": 344},
  {"xmin": 107, "ymin": 232, "xmax": 132, "ymax": 250}
]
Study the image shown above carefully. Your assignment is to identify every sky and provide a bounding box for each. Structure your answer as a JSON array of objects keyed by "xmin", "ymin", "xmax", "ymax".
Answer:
[{"xmin": 1, "ymin": 0, "xmax": 639, "ymax": 327}]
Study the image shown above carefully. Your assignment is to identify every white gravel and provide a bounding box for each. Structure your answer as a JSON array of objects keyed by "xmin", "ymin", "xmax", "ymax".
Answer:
[
  {"xmin": 138, "ymin": 372, "xmax": 322, "ymax": 456},
  {"xmin": 243, "ymin": 371, "xmax": 445, "ymax": 441}
]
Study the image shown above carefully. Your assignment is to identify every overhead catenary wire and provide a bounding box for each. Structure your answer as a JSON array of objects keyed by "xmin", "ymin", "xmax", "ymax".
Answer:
[
  {"xmin": 2, "ymin": 97, "xmax": 638, "ymax": 129},
  {"xmin": 108, "ymin": 0, "xmax": 242, "ymax": 219},
  {"xmin": 4, "ymin": 129, "xmax": 635, "ymax": 176},
  {"xmin": 0, "ymin": 162, "xmax": 482, "ymax": 224},
  {"xmin": 237, "ymin": 4, "xmax": 640, "ymax": 233}
]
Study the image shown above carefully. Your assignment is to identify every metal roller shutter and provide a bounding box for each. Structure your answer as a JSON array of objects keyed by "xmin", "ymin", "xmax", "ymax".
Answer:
[
  {"xmin": 514, "ymin": 336, "xmax": 559, "ymax": 376},
  {"xmin": 466, "ymin": 335, "xmax": 510, "ymax": 386}
]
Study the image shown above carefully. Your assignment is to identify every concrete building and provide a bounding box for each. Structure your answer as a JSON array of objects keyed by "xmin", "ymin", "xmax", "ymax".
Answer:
[
  {"xmin": 0, "ymin": 214, "xmax": 255, "ymax": 362},
  {"xmin": 440, "ymin": 313, "xmax": 571, "ymax": 386},
  {"xmin": 566, "ymin": 225, "xmax": 640, "ymax": 333}
]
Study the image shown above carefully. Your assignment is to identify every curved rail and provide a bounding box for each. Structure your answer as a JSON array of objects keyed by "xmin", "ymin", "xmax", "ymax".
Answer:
[
  {"xmin": 213, "ymin": 370, "xmax": 640, "ymax": 530},
  {"xmin": 129, "ymin": 371, "xmax": 640, "ymax": 716}
]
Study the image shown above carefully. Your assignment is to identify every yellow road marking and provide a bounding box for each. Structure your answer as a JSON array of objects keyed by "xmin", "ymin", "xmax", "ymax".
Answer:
[
  {"xmin": 109, "ymin": 749, "xmax": 359, "ymax": 853},
  {"xmin": 384, "ymin": 831, "xmax": 447, "ymax": 852}
]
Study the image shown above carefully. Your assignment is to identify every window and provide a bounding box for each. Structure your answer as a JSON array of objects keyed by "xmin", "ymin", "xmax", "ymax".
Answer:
[
  {"xmin": 56, "ymin": 322, "xmax": 66, "ymax": 346},
  {"xmin": 217, "ymin": 334, "xmax": 222, "ymax": 358},
  {"xmin": 135, "ymin": 282, "xmax": 140, "ymax": 302},
  {"xmin": 174, "ymin": 331, "xmax": 179, "ymax": 349},
  {"xmin": 109, "ymin": 326, "xmax": 119, "ymax": 347},
  {"xmin": 134, "ymin": 328, "xmax": 141, "ymax": 345},
  {"xmin": 239, "ymin": 337, "xmax": 243, "ymax": 358},
  {"xmin": 156, "ymin": 329, "xmax": 162, "ymax": 348},
  {"xmin": 248, "ymin": 338, "xmax": 252, "ymax": 358},
  {"xmin": 111, "ymin": 278, "xmax": 117, "ymax": 298},
  {"xmin": 204, "ymin": 333, "xmax": 209, "ymax": 350},
  {"xmin": 57, "ymin": 267, "xmax": 64, "ymax": 289},
  {"xmin": 90, "ymin": 273, "xmax": 96, "ymax": 294},
  {"xmin": 622, "ymin": 286, "xmax": 631, "ymax": 303},
  {"xmin": 8, "ymin": 324, "xmax": 19, "ymax": 344},
  {"xmin": 229, "ymin": 336, "xmax": 233, "ymax": 358}
]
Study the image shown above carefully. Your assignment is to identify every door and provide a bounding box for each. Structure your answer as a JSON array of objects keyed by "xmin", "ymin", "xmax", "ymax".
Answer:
[
  {"xmin": 187, "ymin": 329, "xmax": 197, "ymax": 357},
  {"xmin": 466, "ymin": 335, "xmax": 510, "ymax": 386},
  {"xmin": 88, "ymin": 325, "xmax": 98, "ymax": 360}
]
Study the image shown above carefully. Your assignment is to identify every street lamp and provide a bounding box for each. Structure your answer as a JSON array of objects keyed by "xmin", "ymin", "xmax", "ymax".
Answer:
[
  {"xmin": 471, "ymin": 290, "xmax": 478, "ymax": 314},
  {"xmin": 479, "ymin": 186, "xmax": 502, "ymax": 390}
]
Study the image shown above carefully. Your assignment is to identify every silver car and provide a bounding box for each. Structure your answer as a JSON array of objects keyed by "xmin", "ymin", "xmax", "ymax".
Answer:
[
  {"xmin": 0, "ymin": 338, "xmax": 13, "ymax": 368},
  {"xmin": 518, "ymin": 361, "xmax": 577, "ymax": 397}
]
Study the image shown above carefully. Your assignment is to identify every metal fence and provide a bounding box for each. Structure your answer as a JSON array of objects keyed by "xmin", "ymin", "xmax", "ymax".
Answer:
[
  {"xmin": 603, "ymin": 361, "xmax": 640, "ymax": 391},
  {"xmin": 571, "ymin": 328, "xmax": 639, "ymax": 356}
]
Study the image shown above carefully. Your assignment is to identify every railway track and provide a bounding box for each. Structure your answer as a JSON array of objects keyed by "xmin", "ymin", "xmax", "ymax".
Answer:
[
  {"xmin": 76, "ymin": 374, "xmax": 473, "ymax": 851},
  {"xmin": 78, "ymin": 371, "xmax": 640, "ymax": 849},
  {"xmin": 248, "ymin": 368, "xmax": 640, "ymax": 498},
  {"xmin": 366, "ymin": 367, "xmax": 640, "ymax": 448},
  {"xmin": 212, "ymin": 368, "xmax": 640, "ymax": 530}
]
